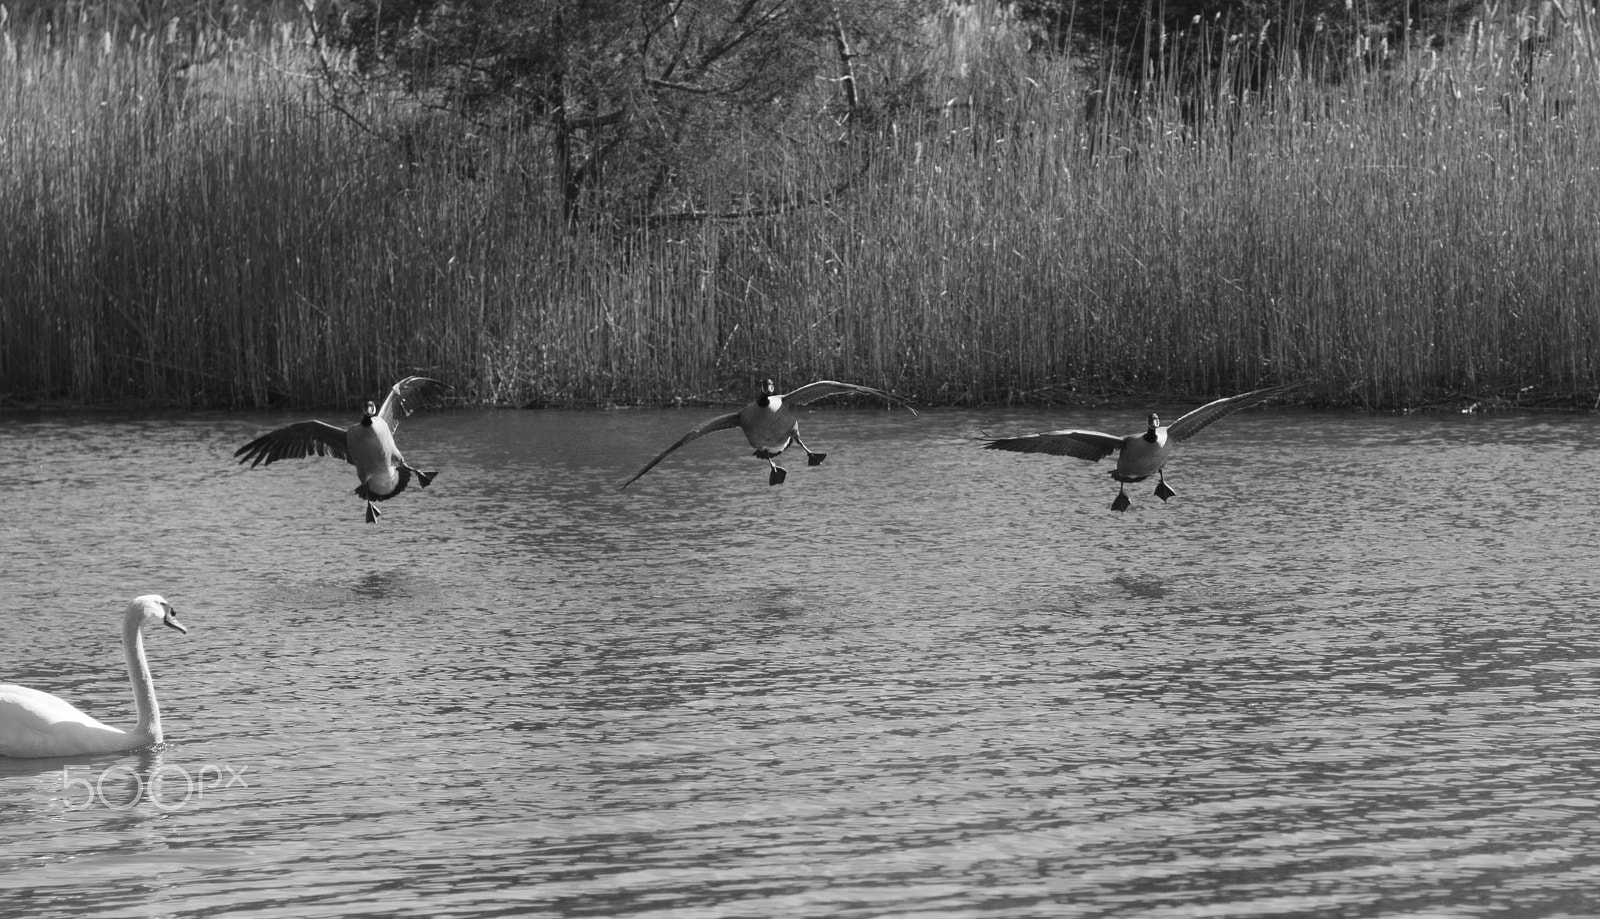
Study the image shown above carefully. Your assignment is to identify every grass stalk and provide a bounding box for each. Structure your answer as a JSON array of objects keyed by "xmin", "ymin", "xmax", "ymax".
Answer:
[{"xmin": 2, "ymin": 3, "xmax": 1598, "ymax": 410}]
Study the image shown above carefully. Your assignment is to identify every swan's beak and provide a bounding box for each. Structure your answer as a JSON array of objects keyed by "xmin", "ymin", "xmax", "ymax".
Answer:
[{"xmin": 163, "ymin": 610, "xmax": 188, "ymax": 634}]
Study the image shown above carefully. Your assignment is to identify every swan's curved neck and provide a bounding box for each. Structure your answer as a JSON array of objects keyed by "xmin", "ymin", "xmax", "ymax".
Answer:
[{"xmin": 122, "ymin": 614, "xmax": 162, "ymax": 744}]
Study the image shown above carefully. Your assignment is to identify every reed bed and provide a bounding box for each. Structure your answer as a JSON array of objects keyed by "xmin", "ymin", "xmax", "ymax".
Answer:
[{"xmin": 2, "ymin": 5, "xmax": 1598, "ymax": 410}]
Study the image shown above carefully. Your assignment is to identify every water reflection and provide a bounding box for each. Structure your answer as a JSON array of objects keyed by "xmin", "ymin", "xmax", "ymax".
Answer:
[
  {"xmin": 351, "ymin": 569, "xmax": 410, "ymax": 601},
  {"xmin": 1, "ymin": 408, "xmax": 1598, "ymax": 917}
]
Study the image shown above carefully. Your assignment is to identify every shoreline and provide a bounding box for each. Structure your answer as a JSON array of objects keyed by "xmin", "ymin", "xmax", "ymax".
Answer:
[{"xmin": 1, "ymin": 387, "xmax": 1591, "ymax": 416}]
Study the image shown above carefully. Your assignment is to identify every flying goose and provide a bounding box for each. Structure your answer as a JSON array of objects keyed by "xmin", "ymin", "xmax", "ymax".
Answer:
[
  {"xmin": 982, "ymin": 384, "xmax": 1297, "ymax": 511},
  {"xmin": 235, "ymin": 376, "xmax": 451, "ymax": 522},
  {"xmin": 0, "ymin": 596, "xmax": 187, "ymax": 758},
  {"xmin": 622, "ymin": 379, "xmax": 914, "ymax": 489}
]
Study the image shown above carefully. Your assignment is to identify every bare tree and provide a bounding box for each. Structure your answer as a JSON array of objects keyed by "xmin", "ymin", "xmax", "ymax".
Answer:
[{"xmin": 312, "ymin": 0, "xmax": 931, "ymax": 225}]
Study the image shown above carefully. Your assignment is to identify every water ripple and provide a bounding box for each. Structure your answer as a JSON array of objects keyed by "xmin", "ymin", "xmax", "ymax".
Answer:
[{"xmin": 2, "ymin": 408, "xmax": 1598, "ymax": 916}]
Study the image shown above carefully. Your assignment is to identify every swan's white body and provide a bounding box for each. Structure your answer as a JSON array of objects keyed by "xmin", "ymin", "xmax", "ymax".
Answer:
[{"xmin": 0, "ymin": 596, "xmax": 187, "ymax": 758}]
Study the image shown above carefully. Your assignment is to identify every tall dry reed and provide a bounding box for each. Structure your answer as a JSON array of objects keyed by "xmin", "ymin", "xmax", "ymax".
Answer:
[{"xmin": 2, "ymin": 4, "xmax": 1598, "ymax": 409}]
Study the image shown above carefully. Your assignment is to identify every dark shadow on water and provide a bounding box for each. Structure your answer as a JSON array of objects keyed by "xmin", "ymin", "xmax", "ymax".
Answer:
[
  {"xmin": 352, "ymin": 569, "xmax": 408, "ymax": 601},
  {"xmin": 749, "ymin": 586, "xmax": 806, "ymax": 622},
  {"xmin": 1113, "ymin": 573, "xmax": 1170, "ymax": 601}
]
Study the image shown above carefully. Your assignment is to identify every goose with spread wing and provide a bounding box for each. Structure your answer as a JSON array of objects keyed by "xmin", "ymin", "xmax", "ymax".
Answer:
[
  {"xmin": 622, "ymin": 379, "xmax": 914, "ymax": 489},
  {"xmin": 235, "ymin": 376, "xmax": 451, "ymax": 522},
  {"xmin": 982, "ymin": 384, "xmax": 1296, "ymax": 511}
]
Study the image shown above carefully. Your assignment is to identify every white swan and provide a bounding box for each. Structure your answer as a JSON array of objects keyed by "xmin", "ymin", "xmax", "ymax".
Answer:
[{"xmin": 0, "ymin": 596, "xmax": 188, "ymax": 758}]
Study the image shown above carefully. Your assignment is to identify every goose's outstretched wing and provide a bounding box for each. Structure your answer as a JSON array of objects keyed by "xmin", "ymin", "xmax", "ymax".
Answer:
[
  {"xmin": 783, "ymin": 380, "xmax": 917, "ymax": 414},
  {"xmin": 982, "ymin": 429, "xmax": 1125, "ymax": 463},
  {"xmin": 376, "ymin": 376, "xmax": 451, "ymax": 431},
  {"xmin": 234, "ymin": 421, "xmax": 350, "ymax": 468},
  {"xmin": 1166, "ymin": 383, "xmax": 1298, "ymax": 443},
  {"xmin": 620, "ymin": 411, "xmax": 744, "ymax": 489}
]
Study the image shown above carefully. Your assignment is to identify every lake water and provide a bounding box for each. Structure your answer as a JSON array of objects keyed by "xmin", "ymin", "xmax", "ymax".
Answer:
[{"xmin": 1, "ymin": 403, "xmax": 1598, "ymax": 917}]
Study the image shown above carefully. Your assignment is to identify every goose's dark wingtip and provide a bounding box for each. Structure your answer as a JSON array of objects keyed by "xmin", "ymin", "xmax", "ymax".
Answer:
[
  {"xmin": 399, "ymin": 375, "xmax": 451, "ymax": 387},
  {"xmin": 1244, "ymin": 381, "xmax": 1303, "ymax": 407}
]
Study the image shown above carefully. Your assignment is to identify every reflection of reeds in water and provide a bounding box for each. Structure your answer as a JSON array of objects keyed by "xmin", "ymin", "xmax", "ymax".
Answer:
[{"xmin": 3, "ymin": 8, "xmax": 1599, "ymax": 409}]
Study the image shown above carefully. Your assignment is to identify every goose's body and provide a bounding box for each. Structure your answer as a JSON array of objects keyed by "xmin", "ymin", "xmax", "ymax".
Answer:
[
  {"xmin": 622, "ymin": 379, "xmax": 914, "ymax": 488},
  {"xmin": 235, "ymin": 376, "xmax": 450, "ymax": 522},
  {"xmin": 0, "ymin": 596, "xmax": 188, "ymax": 759},
  {"xmin": 983, "ymin": 384, "xmax": 1296, "ymax": 511}
]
